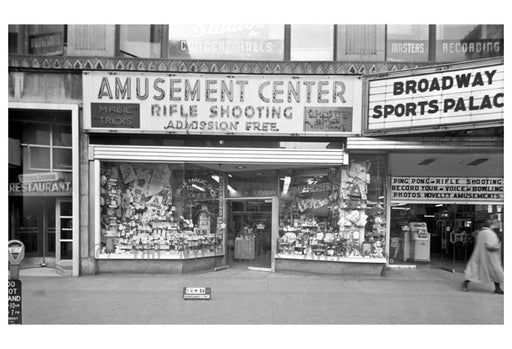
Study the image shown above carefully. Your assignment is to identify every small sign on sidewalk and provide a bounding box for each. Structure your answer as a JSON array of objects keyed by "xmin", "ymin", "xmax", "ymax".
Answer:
[
  {"xmin": 8, "ymin": 279, "xmax": 22, "ymax": 324},
  {"xmin": 183, "ymin": 287, "xmax": 212, "ymax": 300}
]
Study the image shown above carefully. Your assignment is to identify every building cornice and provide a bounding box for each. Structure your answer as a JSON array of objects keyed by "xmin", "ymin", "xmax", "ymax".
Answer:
[{"xmin": 8, "ymin": 55, "xmax": 433, "ymax": 75}]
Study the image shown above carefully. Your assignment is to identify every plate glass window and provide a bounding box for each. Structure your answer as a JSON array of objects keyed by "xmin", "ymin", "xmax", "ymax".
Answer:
[
  {"xmin": 168, "ymin": 24, "xmax": 284, "ymax": 60},
  {"xmin": 119, "ymin": 25, "xmax": 163, "ymax": 58},
  {"xmin": 386, "ymin": 25, "xmax": 429, "ymax": 62},
  {"xmin": 336, "ymin": 25, "xmax": 385, "ymax": 61},
  {"xmin": 435, "ymin": 24, "xmax": 504, "ymax": 62},
  {"xmin": 290, "ymin": 25, "xmax": 334, "ymax": 61}
]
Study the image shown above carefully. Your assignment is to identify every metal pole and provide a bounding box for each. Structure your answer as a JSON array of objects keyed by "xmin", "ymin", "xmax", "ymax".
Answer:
[{"xmin": 40, "ymin": 200, "xmax": 47, "ymax": 267}]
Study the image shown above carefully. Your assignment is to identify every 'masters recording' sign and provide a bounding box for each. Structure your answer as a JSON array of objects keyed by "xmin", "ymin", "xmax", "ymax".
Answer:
[
  {"xmin": 391, "ymin": 177, "xmax": 504, "ymax": 204},
  {"xmin": 367, "ymin": 62, "xmax": 504, "ymax": 132},
  {"xmin": 83, "ymin": 72, "xmax": 362, "ymax": 136}
]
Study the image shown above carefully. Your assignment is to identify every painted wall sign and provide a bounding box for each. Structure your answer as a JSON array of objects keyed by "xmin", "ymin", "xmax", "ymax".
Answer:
[
  {"xmin": 391, "ymin": 176, "xmax": 503, "ymax": 204},
  {"xmin": 367, "ymin": 62, "xmax": 504, "ymax": 132},
  {"xmin": 83, "ymin": 71, "xmax": 362, "ymax": 136}
]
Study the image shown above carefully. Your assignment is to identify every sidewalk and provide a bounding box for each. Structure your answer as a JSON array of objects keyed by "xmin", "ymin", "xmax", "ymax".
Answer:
[{"xmin": 13, "ymin": 265, "xmax": 504, "ymax": 324}]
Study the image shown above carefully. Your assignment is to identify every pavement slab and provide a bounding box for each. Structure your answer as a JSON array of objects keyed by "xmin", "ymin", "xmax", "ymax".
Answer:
[{"xmin": 12, "ymin": 266, "xmax": 504, "ymax": 325}]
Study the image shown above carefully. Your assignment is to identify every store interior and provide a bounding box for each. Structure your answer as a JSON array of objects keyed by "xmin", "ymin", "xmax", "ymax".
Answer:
[{"xmin": 389, "ymin": 203, "xmax": 504, "ymax": 271}]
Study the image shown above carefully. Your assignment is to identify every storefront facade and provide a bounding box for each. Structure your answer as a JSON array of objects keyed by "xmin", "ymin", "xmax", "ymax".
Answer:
[
  {"xmin": 8, "ymin": 25, "xmax": 503, "ymax": 277},
  {"xmin": 83, "ymin": 71, "xmax": 388, "ymax": 275},
  {"xmin": 351, "ymin": 57, "xmax": 504, "ymax": 269}
]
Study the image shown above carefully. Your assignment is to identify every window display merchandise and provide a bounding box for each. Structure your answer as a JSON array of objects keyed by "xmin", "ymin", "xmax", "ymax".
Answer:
[
  {"xmin": 277, "ymin": 160, "xmax": 386, "ymax": 261},
  {"xmin": 98, "ymin": 162, "xmax": 224, "ymax": 259}
]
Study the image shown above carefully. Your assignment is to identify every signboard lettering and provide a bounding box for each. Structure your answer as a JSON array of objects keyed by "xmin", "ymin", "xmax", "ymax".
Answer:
[
  {"xmin": 83, "ymin": 72, "xmax": 362, "ymax": 136},
  {"xmin": 367, "ymin": 63, "xmax": 504, "ymax": 132},
  {"xmin": 18, "ymin": 172, "xmax": 61, "ymax": 183},
  {"xmin": 436, "ymin": 39, "xmax": 503, "ymax": 62},
  {"xmin": 183, "ymin": 287, "xmax": 211, "ymax": 300},
  {"xmin": 8, "ymin": 280, "xmax": 22, "ymax": 324},
  {"xmin": 29, "ymin": 32, "xmax": 64, "ymax": 56},
  {"xmin": 91, "ymin": 103, "xmax": 140, "ymax": 128},
  {"xmin": 391, "ymin": 177, "xmax": 503, "ymax": 203},
  {"xmin": 387, "ymin": 39, "xmax": 428, "ymax": 62},
  {"xmin": 9, "ymin": 181, "xmax": 72, "ymax": 193}
]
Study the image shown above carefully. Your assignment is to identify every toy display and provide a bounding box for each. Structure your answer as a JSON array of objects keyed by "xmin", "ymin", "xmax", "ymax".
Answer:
[
  {"xmin": 277, "ymin": 162, "xmax": 386, "ymax": 260},
  {"xmin": 99, "ymin": 162, "xmax": 224, "ymax": 258}
]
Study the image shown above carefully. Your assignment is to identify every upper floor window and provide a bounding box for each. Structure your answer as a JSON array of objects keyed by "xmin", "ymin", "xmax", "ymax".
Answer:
[
  {"xmin": 167, "ymin": 24, "xmax": 284, "ymax": 60},
  {"xmin": 9, "ymin": 110, "xmax": 72, "ymax": 173},
  {"xmin": 9, "ymin": 24, "xmax": 66, "ymax": 56},
  {"xmin": 290, "ymin": 25, "xmax": 333, "ymax": 61},
  {"xmin": 336, "ymin": 25, "xmax": 386, "ymax": 62},
  {"xmin": 119, "ymin": 25, "xmax": 163, "ymax": 58},
  {"xmin": 435, "ymin": 24, "xmax": 503, "ymax": 62},
  {"xmin": 9, "ymin": 24, "xmax": 503, "ymax": 64},
  {"xmin": 386, "ymin": 25, "xmax": 429, "ymax": 62}
]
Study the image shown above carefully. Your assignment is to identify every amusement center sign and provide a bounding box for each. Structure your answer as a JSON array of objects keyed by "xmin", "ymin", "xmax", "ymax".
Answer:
[
  {"xmin": 83, "ymin": 71, "xmax": 362, "ymax": 136},
  {"xmin": 391, "ymin": 176, "xmax": 503, "ymax": 204},
  {"xmin": 366, "ymin": 60, "xmax": 503, "ymax": 133}
]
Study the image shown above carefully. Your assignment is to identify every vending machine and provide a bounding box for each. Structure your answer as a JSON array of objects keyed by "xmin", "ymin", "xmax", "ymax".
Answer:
[{"xmin": 410, "ymin": 222, "xmax": 430, "ymax": 262}]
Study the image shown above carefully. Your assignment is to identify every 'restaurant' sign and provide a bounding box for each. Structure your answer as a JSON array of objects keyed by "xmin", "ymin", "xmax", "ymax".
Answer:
[
  {"xmin": 83, "ymin": 71, "xmax": 362, "ymax": 136},
  {"xmin": 367, "ymin": 61, "xmax": 503, "ymax": 133},
  {"xmin": 391, "ymin": 177, "xmax": 503, "ymax": 204},
  {"xmin": 8, "ymin": 181, "xmax": 72, "ymax": 194}
]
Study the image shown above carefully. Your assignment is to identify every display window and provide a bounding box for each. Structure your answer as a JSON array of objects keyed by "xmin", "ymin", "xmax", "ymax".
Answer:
[
  {"xmin": 98, "ymin": 162, "xmax": 224, "ymax": 259},
  {"xmin": 96, "ymin": 155, "xmax": 387, "ymax": 264},
  {"xmin": 389, "ymin": 203, "xmax": 504, "ymax": 269},
  {"xmin": 276, "ymin": 155, "xmax": 387, "ymax": 261}
]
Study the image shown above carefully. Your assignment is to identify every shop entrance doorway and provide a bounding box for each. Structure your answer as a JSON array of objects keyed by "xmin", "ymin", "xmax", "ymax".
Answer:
[
  {"xmin": 389, "ymin": 203, "xmax": 504, "ymax": 272},
  {"xmin": 226, "ymin": 197, "xmax": 277, "ymax": 271},
  {"xmin": 9, "ymin": 197, "xmax": 56, "ymax": 267}
]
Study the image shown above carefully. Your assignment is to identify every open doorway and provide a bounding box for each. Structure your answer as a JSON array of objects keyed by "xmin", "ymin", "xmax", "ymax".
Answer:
[
  {"xmin": 389, "ymin": 203, "xmax": 504, "ymax": 272},
  {"xmin": 226, "ymin": 198, "xmax": 275, "ymax": 271}
]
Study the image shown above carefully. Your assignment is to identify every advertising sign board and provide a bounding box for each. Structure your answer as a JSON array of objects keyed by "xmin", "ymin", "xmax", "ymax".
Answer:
[
  {"xmin": 366, "ymin": 60, "xmax": 504, "ymax": 134},
  {"xmin": 391, "ymin": 176, "xmax": 504, "ymax": 204},
  {"xmin": 83, "ymin": 71, "xmax": 362, "ymax": 136},
  {"xmin": 8, "ymin": 280, "xmax": 22, "ymax": 324}
]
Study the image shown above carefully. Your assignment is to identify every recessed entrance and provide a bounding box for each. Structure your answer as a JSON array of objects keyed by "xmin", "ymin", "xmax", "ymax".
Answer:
[{"xmin": 226, "ymin": 198, "xmax": 276, "ymax": 271}]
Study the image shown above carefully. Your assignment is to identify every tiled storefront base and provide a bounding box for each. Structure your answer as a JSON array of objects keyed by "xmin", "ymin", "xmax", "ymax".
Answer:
[
  {"xmin": 276, "ymin": 258, "xmax": 385, "ymax": 276},
  {"xmin": 96, "ymin": 256, "xmax": 223, "ymax": 274}
]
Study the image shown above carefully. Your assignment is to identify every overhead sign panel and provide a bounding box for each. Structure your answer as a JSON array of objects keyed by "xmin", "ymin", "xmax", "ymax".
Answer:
[
  {"xmin": 366, "ymin": 60, "xmax": 504, "ymax": 133},
  {"xmin": 83, "ymin": 71, "xmax": 362, "ymax": 136},
  {"xmin": 391, "ymin": 176, "xmax": 504, "ymax": 204}
]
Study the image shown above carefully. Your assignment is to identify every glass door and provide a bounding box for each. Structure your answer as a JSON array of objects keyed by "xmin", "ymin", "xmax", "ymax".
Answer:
[
  {"xmin": 56, "ymin": 199, "xmax": 73, "ymax": 266},
  {"xmin": 9, "ymin": 197, "xmax": 56, "ymax": 267},
  {"xmin": 227, "ymin": 197, "xmax": 277, "ymax": 271}
]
